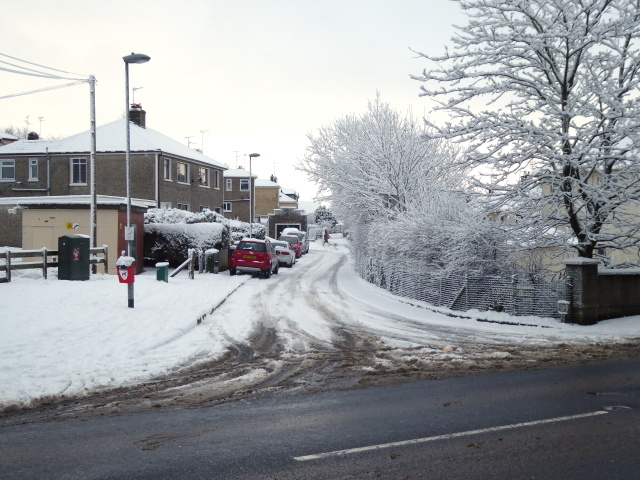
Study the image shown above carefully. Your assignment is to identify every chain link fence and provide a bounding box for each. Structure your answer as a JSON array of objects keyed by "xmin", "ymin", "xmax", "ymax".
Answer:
[{"xmin": 354, "ymin": 253, "xmax": 570, "ymax": 319}]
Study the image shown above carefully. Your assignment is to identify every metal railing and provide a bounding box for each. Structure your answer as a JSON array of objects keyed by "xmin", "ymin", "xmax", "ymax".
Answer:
[
  {"xmin": 0, "ymin": 246, "xmax": 108, "ymax": 283},
  {"xmin": 355, "ymin": 253, "xmax": 569, "ymax": 319}
]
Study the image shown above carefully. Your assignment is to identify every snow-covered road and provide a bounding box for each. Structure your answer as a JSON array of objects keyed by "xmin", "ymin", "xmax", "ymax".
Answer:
[{"xmin": 2, "ymin": 236, "xmax": 640, "ymax": 415}]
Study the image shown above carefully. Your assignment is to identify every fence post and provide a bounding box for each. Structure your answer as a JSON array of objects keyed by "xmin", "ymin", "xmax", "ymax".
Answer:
[
  {"xmin": 103, "ymin": 245, "xmax": 108, "ymax": 274},
  {"xmin": 5, "ymin": 250, "xmax": 11, "ymax": 283},
  {"xmin": 511, "ymin": 275, "xmax": 517, "ymax": 315},
  {"xmin": 42, "ymin": 247, "xmax": 47, "ymax": 280},
  {"xmin": 189, "ymin": 249, "xmax": 196, "ymax": 279}
]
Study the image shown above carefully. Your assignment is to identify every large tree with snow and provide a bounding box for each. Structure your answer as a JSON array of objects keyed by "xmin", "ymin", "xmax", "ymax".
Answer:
[
  {"xmin": 298, "ymin": 96, "xmax": 505, "ymax": 276},
  {"xmin": 297, "ymin": 95, "xmax": 461, "ymax": 226},
  {"xmin": 414, "ymin": 0, "xmax": 640, "ymax": 262}
]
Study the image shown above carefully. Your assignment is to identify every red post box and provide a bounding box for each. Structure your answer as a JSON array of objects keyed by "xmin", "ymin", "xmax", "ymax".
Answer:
[{"xmin": 116, "ymin": 256, "xmax": 136, "ymax": 284}]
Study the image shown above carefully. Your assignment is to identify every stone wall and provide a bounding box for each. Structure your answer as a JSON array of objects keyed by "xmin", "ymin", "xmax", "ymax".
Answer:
[{"xmin": 564, "ymin": 258, "xmax": 640, "ymax": 325}]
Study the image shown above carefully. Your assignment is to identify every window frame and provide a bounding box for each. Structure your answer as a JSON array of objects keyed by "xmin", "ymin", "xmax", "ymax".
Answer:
[
  {"xmin": 163, "ymin": 158, "xmax": 172, "ymax": 181},
  {"xmin": 177, "ymin": 203, "xmax": 190, "ymax": 211},
  {"xmin": 177, "ymin": 162, "xmax": 189, "ymax": 184},
  {"xmin": 28, "ymin": 158, "xmax": 38, "ymax": 181},
  {"xmin": 0, "ymin": 159, "xmax": 15, "ymax": 181},
  {"xmin": 70, "ymin": 157, "xmax": 88, "ymax": 185},
  {"xmin": 223, "ymin": 202, "xmax": 232, "ymax": 212},
  {"xmin": 240, "ymin": 179, "xmax": 249, "ymax": 191},
  {"xmin": 226, "ymin": 178, "xmax": 233, "ymax": 191},
  {"xmin": 213, "ymin": 170, "xmax": 220, "ymax": 189},
  {"xmin": 198, "ymin": 166, "xmax": 210, "ymax": 187},
  {"xmin": 160, "ymin": 202, "xmax": 172, "ymax": 209}
]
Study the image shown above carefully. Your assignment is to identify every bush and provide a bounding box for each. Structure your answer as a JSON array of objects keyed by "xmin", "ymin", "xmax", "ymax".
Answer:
[
  {"xmin": 143, "ymin": 208, "xmax": 266, "ymax": 266},
  {"xmin": 144, "ymin": 208, "xmax": 230, "ymax": 267}
]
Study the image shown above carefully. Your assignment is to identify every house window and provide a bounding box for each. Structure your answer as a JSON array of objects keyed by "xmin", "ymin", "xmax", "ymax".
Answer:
[
  {"xmin": 28, "ymin": 158, "xmax": 38, "ymax": 181},
  {"xmin": 223, "ymin": 202, "xmax": 232, "ymax": 212},
  {"xmin": 177, "ymin": 162, "xmax": 189, "ymax": 184},
  {"xmin": 177, "ymin": 203, "xmax": 189, "ymax": 211},
  {"xmin": 213, "ymin": 170, "xmax": 220, "ymax": 189},
  {"xmin": 226, "ymin": 178, "xmax": 233, "ymax": 191},
  {"xmin": 1, "ymin": 159, "xmax": 15, "ymax": 181},
  {"xmin": 198, "ymin": 167, "xmax": 210, "ymax": 187},
  {"xmin": 199, "ymin": 205, "xmax": 210, "ymax": 212},
  {"xmin": 214, "ymin": 207, "xmax": 222, "ymax": 214},
  {"xmin": 240, "ymin": 179, "xmax": 249, "ymax": 191},
  {"xmin": 163, "ymin": 158, "xmax": 172, "ymax": 181},
  {"xmin": 70, "ymin": 158, "xmax": 87, "ymax": 185},
  {"xmin": 160, "ymin": 202, "xmax": 172, "ymax": 209}
]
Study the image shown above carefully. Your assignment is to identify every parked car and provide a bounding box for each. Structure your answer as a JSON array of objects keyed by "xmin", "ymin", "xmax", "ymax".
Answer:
[
  {"xmin": 281, "ymin": 228, "xmax": 309, "ymax": 254},
  {"xmin": 271, "ymin": 239, "xmax": 296, "ymax": 267},
  {"xmin": 278, "ymin": 234, "xmax": 303, "ymax": 258},
  {"xmin": 229, "ymin": 238, "xmax": 279, "ymax": 278}
]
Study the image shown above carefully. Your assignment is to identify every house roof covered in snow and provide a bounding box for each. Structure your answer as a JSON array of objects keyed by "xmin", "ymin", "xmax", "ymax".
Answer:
[
  {"xmin": 255, "ymin": 179, "xmax": 279, "ymax": 188},
  {"xmin": 223, "ymin": 168, "xmax": 257, "ymax": 178},
  {"xmin": 279, "ymin": 191, "xmax": 297, "ymax": 204},
  {"xmin": 0, "ymin": 120, "xmax": 226, "ymax": 169}
]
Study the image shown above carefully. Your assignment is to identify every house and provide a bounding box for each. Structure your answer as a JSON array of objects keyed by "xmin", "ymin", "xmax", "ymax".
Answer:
[
  {"xmin": 222, "ymin": 168, "xmax": 256, "ymax": 222},
  {"xmin": 0, "ymin": 131, "xmax": 18, "ymax": 146},
  {"xmin": 254, "ymin": 176, "xmax": 280, "ymax": 222},
  {"xmin": 0, "ymin": 106, "xmax": 226, "ymax": 273},
  {"xmin": 279, "ymin": 189, "xmax": 298, "ymax": 209},
  {"xmin": 0, "ymin": 106, "xmax": 227, "ymax": 214}
]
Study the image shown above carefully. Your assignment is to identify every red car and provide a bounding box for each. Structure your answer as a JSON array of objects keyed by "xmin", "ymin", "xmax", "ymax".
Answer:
[
  {"xmin": 229, "ymin": 238, "xmax": 279, "ymax": 278},
  {"xmin": 278, "ymin": 235, "xmax": 302, "ymax": 258}
]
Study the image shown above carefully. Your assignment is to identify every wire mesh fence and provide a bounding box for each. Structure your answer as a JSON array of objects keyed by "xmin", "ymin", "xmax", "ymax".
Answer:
[{"xmin": 354, "ymin": 252, "xmax": 570, "ymax": 319}]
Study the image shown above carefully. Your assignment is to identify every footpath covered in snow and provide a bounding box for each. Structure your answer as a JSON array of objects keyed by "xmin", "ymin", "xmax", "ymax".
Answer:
[{"xmin": 1, "ymin": 237, "xmax": 640, "ymax": 411}]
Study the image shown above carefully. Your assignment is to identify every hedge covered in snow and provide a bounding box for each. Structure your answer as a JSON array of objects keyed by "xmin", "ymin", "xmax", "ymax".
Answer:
[{"xmin": 143, "ymin": 208, "xmax": 265, "ymax": 266}]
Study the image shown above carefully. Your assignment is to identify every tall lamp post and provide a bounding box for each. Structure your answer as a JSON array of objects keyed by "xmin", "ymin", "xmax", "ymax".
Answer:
[
  {"xmin": 123, "ymin": 52, "xmax": 150, "ymax": 308},
  {"xmin": 248, "ymin": 153, "xmax": 260, "ymax": 237}
]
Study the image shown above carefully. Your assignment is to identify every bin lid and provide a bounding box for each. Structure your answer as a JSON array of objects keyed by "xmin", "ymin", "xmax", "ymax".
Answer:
[
  {"xmin": 116, "ymin": 255, "xmax": 135, "ymax": 268},
  {"xmin": 205, "ymin": 248, "xmax": 219, "ymax": 254},
  {"xmin": 155, "ymin": 262, "xmax": 169, "ymax": 267}
]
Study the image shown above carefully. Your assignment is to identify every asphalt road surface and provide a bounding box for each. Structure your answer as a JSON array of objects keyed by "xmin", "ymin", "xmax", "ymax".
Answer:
[{"xmin": 1, "ymin": 358, "xmax": 639, "ymax": 479}]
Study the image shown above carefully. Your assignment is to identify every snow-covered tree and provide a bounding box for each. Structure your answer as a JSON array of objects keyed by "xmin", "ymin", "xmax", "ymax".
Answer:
[
  {"xmin": 298, "ymin": 95, "xmax": 462, "ymax": 227},
  {"xmin": 413, "ymin": 0, "xmax": 640, "ymax": 262},
  {"xmin": 314, "ymin": 205, "xmax": 338, "ymax": 228},
  {"xmin": 299, "ymin": 96, "xmax": 504, "ymax": 277}
]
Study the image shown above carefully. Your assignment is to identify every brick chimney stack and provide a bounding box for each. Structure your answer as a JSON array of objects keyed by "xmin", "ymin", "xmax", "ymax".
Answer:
[{"xmin": 128, "ymin": 104, "xmax": 146, "ymax": 128}]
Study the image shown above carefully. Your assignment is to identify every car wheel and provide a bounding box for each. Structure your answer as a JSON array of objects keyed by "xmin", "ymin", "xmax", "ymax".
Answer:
[
  {"xmin": 287, "ymin": 260, "xmax": 293, "ymax": 268},
  {"xmin": 229, "ymin": 267, "xmax": 236, "ymax": 276},
  {"xmin": 264, "ymin": 267, "xmax": 272, "ymax": 278},
  {"xmin": 274, "ymin": 263, "xmax": 279, "ymax": 275}
]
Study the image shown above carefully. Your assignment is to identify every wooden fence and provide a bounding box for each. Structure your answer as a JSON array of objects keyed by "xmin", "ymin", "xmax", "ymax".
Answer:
[{"xmin": 0, "ymin": 246, "xmax": 108, "ymax": 283}]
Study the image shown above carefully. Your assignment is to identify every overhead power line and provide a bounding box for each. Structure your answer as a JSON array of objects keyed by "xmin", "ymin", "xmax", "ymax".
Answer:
[
  {"xmin": 0, "ymin": 52, "xmax": 91, "ymax": 100},
  {"xmin": 0, "ymin": 52, "xmax": 86, "ymax": 78},
  {"xmin": 0, "ymin": 80, "xmax": 87, "ymax": 100}
]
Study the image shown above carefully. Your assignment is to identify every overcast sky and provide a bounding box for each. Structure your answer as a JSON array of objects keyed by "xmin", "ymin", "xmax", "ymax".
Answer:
[{"xmin": 0, "ymin": 0, "xmax": 464, "ymax": 200}]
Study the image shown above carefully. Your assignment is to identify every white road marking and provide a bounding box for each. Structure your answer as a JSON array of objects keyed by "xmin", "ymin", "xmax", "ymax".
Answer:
[{"xmin": 294, "ymin": 410, "xmax": 609, "ymax": 461}]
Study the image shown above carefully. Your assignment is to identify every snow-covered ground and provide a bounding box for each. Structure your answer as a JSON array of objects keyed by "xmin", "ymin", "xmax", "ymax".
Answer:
[{"xmin": 2, "ymin": 236, "xmax": 640, "ymax": 411}]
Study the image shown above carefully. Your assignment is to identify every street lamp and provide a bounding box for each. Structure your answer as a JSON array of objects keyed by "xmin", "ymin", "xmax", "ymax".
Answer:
[
  {"xmin": 123, "ymin": 52, "xmax": 150, "ymax": 308},
  {"xmin": 248, "ymin": 153, "xmax": 260, "ymax": 237}
]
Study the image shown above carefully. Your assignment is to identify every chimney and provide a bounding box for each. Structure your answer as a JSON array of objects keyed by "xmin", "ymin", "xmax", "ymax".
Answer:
[{"xmin": 128, "ymin": 103, "xmax": 146, "ymax": 128}]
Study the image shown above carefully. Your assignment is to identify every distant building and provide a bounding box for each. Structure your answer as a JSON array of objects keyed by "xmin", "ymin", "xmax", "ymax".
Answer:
[{"xmin": 223, "ymin": 168, "xmax": 256, "ymax": 222}]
